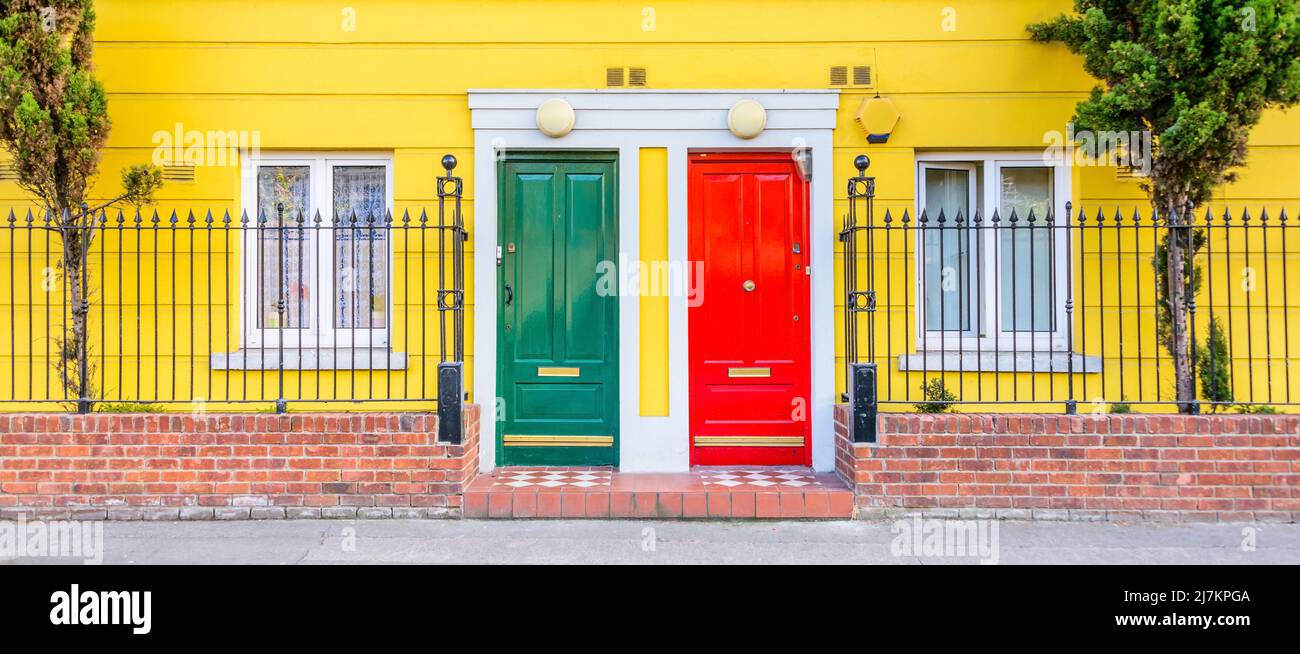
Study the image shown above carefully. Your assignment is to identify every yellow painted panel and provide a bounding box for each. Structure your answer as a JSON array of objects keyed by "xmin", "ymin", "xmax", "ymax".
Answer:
[{"xmin": 639, "ymin": 147, "xmax": 669, "ymax": 416}]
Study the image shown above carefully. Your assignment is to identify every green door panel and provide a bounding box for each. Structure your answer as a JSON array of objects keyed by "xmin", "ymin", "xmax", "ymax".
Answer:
[{"xmin": 498, "ymin": 152, "xmax": 619, "ymax": 466}]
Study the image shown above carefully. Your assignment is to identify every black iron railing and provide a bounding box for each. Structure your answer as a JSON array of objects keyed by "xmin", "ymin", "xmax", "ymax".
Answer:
[
  {"xmin": 841, "ymin": 155, "xmax": 1299, "ymax": 440},
  {"xmin": 0, "ymin": 155, "xmax": 468, "ymax": 439}
]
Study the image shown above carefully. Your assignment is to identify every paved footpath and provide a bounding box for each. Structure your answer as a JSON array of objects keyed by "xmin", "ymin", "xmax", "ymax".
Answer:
[{"xmin": 6, "ymin": 519, "xmax": 1300, "ymax": 565}]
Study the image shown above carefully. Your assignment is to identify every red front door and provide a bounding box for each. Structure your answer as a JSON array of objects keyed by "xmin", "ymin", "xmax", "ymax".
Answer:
[{"xmin": 688, "ymin": 153, "xmax": 811, "ymax": 466}]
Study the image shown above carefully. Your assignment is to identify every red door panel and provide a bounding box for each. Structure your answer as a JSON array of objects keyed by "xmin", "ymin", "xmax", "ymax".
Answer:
[{"xmin": 688, "ymin": 153, "xmax": 811, "ymax": 466}]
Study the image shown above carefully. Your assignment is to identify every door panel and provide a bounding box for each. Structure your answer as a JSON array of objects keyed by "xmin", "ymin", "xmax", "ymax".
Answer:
[
  {"xmin": 689, "ymin": 154, "xmax": 811, "ymax": 465},
  {"xmin": 498, "ymin": 153, "xmax": 619, "ymax": 466}
]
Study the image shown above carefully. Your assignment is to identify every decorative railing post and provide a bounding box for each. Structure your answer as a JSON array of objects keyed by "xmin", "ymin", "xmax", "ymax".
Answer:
[
  {"xmin": 1064, "ymin": 201, "xmax": 1077, "ymax": 415},
  {"xmin": 436, "ymin": 154, "xmax": 468, "ymax": 443},
  {"xmin": 840, "ymin": 155, "xmax": 878, "ymax": 443}
]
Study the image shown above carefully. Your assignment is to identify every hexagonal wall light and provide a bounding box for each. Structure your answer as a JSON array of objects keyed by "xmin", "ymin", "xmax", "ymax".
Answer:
[{"xmin": 854, "ymin": 96, "xmax": 900, "ymax": 144}]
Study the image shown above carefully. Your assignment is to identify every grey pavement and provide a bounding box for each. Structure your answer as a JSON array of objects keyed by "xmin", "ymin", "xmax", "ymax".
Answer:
[{"xmin": 5, "ymin": 519, "xmax": 1300, "ymax": 564}]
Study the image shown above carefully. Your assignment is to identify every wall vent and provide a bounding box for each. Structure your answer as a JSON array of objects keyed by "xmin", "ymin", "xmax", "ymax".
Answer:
[
  {"xmin": 162, "ymin": 164, "xmax": 196, "ymax": 182},
  {"xmin": 830, "ymin": 64, "xmax": 874, "ymax": 87},
  {"xmin": 628, "ymin": 67, "xmax": 647, "ymax": 87},
  {"xmin": 0, "ymin": 164, "xmax": 18, "ymax": 181},
  {"xmin": 606, "ymin": 67, "xmax": 625, "ymax": 87}
]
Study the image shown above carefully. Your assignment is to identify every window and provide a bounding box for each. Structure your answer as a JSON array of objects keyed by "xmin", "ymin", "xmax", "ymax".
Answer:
[
  {"xmin": 914, "ymin": 153, "xmax": 1070, "ymax": 353},
  {"xmin": 240, "ymin": 154, "xmax": 393, "ymax": 349}
]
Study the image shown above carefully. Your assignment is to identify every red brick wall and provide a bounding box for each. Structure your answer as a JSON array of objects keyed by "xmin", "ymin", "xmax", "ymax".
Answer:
[
  {"xmin": 0, "ymin": 405, "xmax": 480, "ymax": 520},
  {"xmin": 835, "ymin": 405, "xmax": 1299, "ymax": 522}
]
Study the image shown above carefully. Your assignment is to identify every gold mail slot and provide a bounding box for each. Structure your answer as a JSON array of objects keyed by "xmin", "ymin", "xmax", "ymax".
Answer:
[
  {"xmin": 504, "ymin": 435, "xmax": 614, "ymax": 447},
  {"xmin": 537, "ymin": 366, "xmax": 580, "ymax": 378},
  {"xmin": 727, "ymin": 367, "xmax": 771, "ymax": 378},
  {"xmin": 694, "ymin": 436, "xmax": 804, "ymax": 447}
]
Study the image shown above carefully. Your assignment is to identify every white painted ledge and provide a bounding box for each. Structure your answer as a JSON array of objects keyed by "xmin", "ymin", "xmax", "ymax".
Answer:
[
  {"xmin": 211, "ymin": 349, "xmax": 408, "ymax": 371},
  {"xmin": 897, "ymin": 351, "xmax": 1102, "ymax": 374}
]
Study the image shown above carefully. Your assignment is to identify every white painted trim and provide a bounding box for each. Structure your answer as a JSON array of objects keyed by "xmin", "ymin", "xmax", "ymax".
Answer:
[
  {"xmin": 471, "ymin": 89, "xmax": 839, "ymax": 473},
  {"xmin": 238, "ymin": 152, "xmax": 394, "ymax": 351},
  {"xmin": 912, "ymin": 151, "xmax": 1074, "ymax": 356}
]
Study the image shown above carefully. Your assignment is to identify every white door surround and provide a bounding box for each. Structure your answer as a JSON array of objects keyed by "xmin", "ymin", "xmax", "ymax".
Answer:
[{"xmin": 469, "ymin": 89, "xmax": 840, "ymax": 473}]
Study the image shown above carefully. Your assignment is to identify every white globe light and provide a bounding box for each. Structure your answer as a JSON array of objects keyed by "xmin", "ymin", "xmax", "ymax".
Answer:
[
  {"xmin": 536, "ymin": 98, "xmax": 576, "ymax": 138},
  {"xmin": 727, "ymin": 99, "xmax": 767, "ymax": 139}
]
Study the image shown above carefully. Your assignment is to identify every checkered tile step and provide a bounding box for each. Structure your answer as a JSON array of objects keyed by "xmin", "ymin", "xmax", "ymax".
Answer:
[
  {"xmin": 699, "ymin": 469, "xmax": 823, "ymax": 489},
  {"xmin": 493, "ymin": 469, "xmax": 613, "ymax": 488}
]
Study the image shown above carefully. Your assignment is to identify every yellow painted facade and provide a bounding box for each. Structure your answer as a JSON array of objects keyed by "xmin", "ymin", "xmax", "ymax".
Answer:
[{"xmin": 0, "ymin": 0, "xmax": 1297, "ymax": 414}]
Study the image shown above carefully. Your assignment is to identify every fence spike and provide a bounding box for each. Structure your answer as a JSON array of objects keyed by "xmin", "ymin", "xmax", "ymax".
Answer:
[
  {"xmin": 972, "ymin": 208, "xmax": 983, "ymax": 224},
  {"xmin": 955, "ymin": 208, "xmax": 966, "ymax": 224},
  {"xmin": 132, "ymin": 208, "xmax": 142, "ymax": 224},
  {"xmin": 23, "ymin": 208, "xmax": 33, "ymax": 224},
  {"xmin": 1113, "ymin": 208, "xmax": 1124, "ymax": 226},
  {"xmin": 116, "ymin": 209, "xmax": 126, "ymax": 224},
  {"xmin": 6, "ymin": 209, "xmax": 14, "ymax": 224},
  {"xmin": 384, "ymin": 209, "xmax": 393, "ymax": 224},
  {"xmin": 168, "ymin": 210, "xmax": 179, "ymax": 225},
  {"xmin": 151, "ymin": 209, "xmax": 161, "ymax": 224},
  {"xmin": 401, "ymin": 209, "xmax": 411, "ymax": 224},
  {"xmin": 1280, "ymin": 207, "xmax": 1290, "ymax": 223},
  {"xmin": 419, "ymin": 209, "xmax": 428, "ymax": 224},
  {"xmin": 203, "ymin": 209, "xmax": 214, "ymax": 224},
  {"xmin": 1009, "ymin": 207, "xmax": 1020, "ymax": 224},
  {"xmin": 1241, "ymin": 207, "xmax": 1251, "ymax": 224},
  {"xmin": 1027, "ymin": 207, "xmax": 1038, "ymax": 224},
  {"xmin": 99, "ymin": 209, "xmax": 109, "ymax": 225},
  {"xmin": 900, "ymin": 209, "xmax": 911, "ymax": 224},
  {"xmin": 1259, "ymin": 207, "xmax": 1270, "ymax": 224},
  {"xmin": 991, "ymin": 207, "xmax": 1001, "ymax": 223},
  {"xmin": 186, "ymin": 210, "xmax": 196, "ymax": 225},
  {"xmin": 222, "ymin": 210, "xmax": 231, "ymax": 224}
]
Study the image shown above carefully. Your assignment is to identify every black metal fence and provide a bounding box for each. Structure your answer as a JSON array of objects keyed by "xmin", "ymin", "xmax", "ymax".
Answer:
[
  {"xmin": 0, "ymin": 155, "xmax": 468, "ymax": 438},
  {"xmin": 841, "ymin": 155, "xmax": 1299, "ymax": 439}
]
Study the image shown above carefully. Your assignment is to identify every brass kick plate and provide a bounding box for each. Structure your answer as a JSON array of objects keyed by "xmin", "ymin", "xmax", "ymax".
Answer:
[
  {"xmin": 504, "ymin": 435, "xmax": 614, "ymax": 447},
  {"xmin": 537, "ymin": 366, "xmax": 580, "ymax": 377},
  {"xmin": 693, "ymin": 436, "xmax": 804, "ymax": 447},
  {"xmin": 727, "ymin": 367, "xmax": 771, "ymax": 378}
]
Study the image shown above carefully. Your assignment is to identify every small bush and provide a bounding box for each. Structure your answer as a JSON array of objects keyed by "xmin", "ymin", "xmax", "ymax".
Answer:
[
  {"xmin": 1198, "ymin": 313, "xmax": 1232, "ymax": 412},
  {"xmin": 1109, "ymin": 400, "xmax": 1133, "ymax": 414},
  {"xmin": 914, "ymin": 378, "xmax": 957, "ymax": 413},
  {"xmin": 1235, "ymin": 404, "xmax": 1279, "ymax": 415}
]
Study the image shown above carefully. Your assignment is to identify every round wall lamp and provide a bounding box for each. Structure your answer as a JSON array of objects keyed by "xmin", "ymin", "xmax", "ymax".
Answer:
[
  {"xmin": 727, "ymin": 99, "xmax": 767, "ymax": 139},
  {"xmin": 536, "ymin": 98, "xmax": 576, "ymax": 138}
]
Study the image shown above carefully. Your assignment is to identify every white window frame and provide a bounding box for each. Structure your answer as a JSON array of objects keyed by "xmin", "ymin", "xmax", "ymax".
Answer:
[
  {"xmin": 239, "ymin": 152, "xmax": 395, "ymax": 350},
  {"xmin": 914, "ymin": 151, "xmax": 1072, "ymax": 353}
]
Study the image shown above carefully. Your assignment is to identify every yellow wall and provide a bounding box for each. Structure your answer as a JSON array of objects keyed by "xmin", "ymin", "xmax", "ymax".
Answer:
[{"xmin": 0, "ymin": 0, "xmax": 1297, "ymax": 412}]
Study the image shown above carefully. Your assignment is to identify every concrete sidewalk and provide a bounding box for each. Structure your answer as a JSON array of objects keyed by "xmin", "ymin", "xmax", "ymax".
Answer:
[{"xmin": 6, "ymin": 519, "xmax": 1299, "ymax": 565}]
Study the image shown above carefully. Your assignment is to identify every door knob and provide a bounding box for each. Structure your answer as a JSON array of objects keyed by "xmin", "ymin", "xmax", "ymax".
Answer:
[{"xmin": 743, "ymin": 280, "xmax": 756, "ymax": 292}]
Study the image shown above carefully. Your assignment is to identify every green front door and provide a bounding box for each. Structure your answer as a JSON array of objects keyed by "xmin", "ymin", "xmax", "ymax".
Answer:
[{"xmin": 497, "ymin": 152, "xmax": 619, "ymax": 466}]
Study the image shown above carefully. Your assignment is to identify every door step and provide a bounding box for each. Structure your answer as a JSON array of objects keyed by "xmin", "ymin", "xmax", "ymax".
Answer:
[{"xmin": 464, "ymin": 467, "xmax": 853, "ymax": 519}]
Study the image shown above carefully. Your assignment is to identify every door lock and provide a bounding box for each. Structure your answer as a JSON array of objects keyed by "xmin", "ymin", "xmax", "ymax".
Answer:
[{"xmin": 742, "ymin": 280, "xmax": 756, "ymax": 292}]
